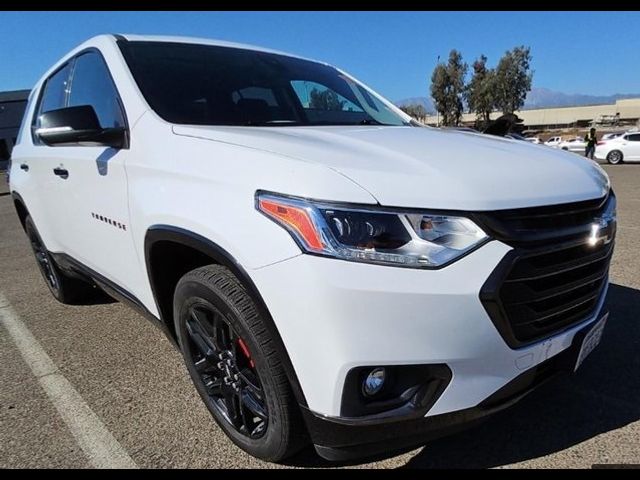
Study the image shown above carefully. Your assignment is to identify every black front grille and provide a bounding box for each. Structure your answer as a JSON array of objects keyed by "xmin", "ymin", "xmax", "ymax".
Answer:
[
  {"xmin": 478, "ymin": 193, "xmax": 616, "ymax": 347},
  {"xmin": 472, "ymin": 194, "xmax": 613, "ymax": 247}
]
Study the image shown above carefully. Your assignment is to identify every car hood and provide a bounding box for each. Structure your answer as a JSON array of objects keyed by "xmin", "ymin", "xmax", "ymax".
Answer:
[{"xmin": 173, "ymin": 125, "xmax": 609, "ymax": 210}]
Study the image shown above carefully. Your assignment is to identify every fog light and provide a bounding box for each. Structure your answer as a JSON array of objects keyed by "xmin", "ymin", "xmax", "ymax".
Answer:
[{"xmin": 362, "ymin": 367, "xmax": 386, "ymax": 397}]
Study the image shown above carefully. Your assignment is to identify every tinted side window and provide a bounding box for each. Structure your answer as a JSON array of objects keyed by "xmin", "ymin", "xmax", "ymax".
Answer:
[
  {"xmin": 628, "ymin": 134, "xmax": 640, "ymax": 142},
  {"xmin": 68, "ymin": 52, "xmax": 125, "ymax": 128},
  {"xmin": 34, "ymin": 63, "xmax": 72, "ymax": 125}
]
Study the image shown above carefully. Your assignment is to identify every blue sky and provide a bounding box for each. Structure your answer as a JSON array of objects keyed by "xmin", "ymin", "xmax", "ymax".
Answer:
[{"xmin": 1, "ymin": 11, "xmax": 639, "ymax": 100}]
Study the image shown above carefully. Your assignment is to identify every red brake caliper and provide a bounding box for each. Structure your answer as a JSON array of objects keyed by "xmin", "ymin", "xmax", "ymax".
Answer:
[{"xmin": 237, "ymin": 338, "xmax": 255, "ymax": 368}]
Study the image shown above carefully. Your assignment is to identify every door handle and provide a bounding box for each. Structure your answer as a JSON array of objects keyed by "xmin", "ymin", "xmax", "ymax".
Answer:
[
  {"xmin": 20, "ymin": 163, "xmax": 29, "ymax": 171},
  {"xmin": 53, "ymin": 167, "xmax": 69, "ymax": 179}
]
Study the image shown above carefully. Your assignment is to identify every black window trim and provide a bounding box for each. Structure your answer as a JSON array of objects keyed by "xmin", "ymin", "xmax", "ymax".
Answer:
[{"xmin": 31, "ymin": 47, "xmax": 130, "ymax": 149}]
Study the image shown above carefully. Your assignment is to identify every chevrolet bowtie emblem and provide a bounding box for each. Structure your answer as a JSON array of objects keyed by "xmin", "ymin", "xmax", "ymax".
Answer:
[{"xmin": 588, "ymin": 216, "xmax": 614, "ymax": 247}]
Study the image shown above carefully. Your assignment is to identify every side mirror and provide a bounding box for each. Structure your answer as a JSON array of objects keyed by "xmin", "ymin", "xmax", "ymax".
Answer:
[{"xmin": 36, "ymin": 105, "xmax": 127, "ymax": 149}]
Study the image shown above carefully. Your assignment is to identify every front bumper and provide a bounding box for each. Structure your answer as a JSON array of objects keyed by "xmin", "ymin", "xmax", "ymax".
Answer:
[
  {"xmin": 250, "ymin": 240, "xmax": 608, "ymax": 419},
  {"xmin": 303, "ymin": 321, "xmax": 599, "ymax": 461}
]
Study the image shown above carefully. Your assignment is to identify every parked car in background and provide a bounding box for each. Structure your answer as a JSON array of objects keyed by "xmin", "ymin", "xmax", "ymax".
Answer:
[
  {"xmin": 596, "ymin": 131, "xmax": 640, "ymax": 164},
  {"xmin": 545, "ymin": 136, "xmax": 562, "ymax": 148},
  {"xmin": 558, "ymin": 136, "xmax": 587, "ymax": 153},
  {"xmin": 525, "ymin": 136, "xmax": 541, "ymax": 144}
]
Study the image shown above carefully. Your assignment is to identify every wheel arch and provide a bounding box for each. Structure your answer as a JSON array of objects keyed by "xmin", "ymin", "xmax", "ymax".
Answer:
[
  {"xmin": 11, "ymin": 191, "xmax": 29, "ymax": 231},
  {"xmin": 144, "ymin": 225, "xmax": 308, "ymax": 407}
]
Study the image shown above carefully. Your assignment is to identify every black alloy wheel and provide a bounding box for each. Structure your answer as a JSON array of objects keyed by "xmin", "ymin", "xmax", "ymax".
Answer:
[
  {"xmin": 185, "ymin": 302, "xmax": 268, "ymax": 438},
  {"xmin": 24, "ymin": 215, "xmax": 94, "ymax": 304},
  {"xmin": 174, "ymin": 265, "xmax": 307, "ymax": 461},
  {"xmin": 28, "ymin": 225, "xmax": 59, "ymax": 293}
]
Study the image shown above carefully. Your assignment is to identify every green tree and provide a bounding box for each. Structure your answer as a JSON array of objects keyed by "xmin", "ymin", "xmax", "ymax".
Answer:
[
  {"xmin": 465, "ymin": 55, "xmax": 497, "ymax": 128},
  {"xmin": 399, "ymin": 104, "xmax": 427, "ymax": 120},
  {"xmin": 309, "ymin": 88, "xmax": 345, "ymax": 111},
  {"xmin": 430, "ymin": 50, "xmax": 467, "ymax": 126},
  {"xmin": 494, "ymin": 46, "xmax": 533, "ymax": 114}
]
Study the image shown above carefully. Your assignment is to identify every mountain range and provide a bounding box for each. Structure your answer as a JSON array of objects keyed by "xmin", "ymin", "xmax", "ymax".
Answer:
[{"xmin": 395, "ymin": 88, "xmax": 640, "ymax": 113}]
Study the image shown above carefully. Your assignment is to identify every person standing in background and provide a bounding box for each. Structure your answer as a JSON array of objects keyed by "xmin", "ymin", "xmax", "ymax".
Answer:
[{"xmin": 584, "ymin": 127, "xmax": 597, "ymax": 159}]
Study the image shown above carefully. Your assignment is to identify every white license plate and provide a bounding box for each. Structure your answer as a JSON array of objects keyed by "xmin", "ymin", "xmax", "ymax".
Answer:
[{"xmin": 574, "ymin": 313, "xmax": 608, "ymax": 371}]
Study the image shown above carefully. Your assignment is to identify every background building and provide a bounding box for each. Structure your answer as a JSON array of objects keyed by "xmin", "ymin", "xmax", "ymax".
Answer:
[
  {"xmin": 424, "ymin": 98, "xmax": 640, "ymax": 131},
  {"xmin": 0, "ymin": 89, "xmax": 30, "ymax": 170}
]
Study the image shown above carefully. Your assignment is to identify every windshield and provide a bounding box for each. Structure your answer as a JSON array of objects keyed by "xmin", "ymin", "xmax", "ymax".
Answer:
[{"xmin": 118, "ymin": 41, "xmax": 409, "ymax": 127}]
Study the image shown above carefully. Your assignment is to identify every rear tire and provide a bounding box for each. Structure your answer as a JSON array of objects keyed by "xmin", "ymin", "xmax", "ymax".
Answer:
[
  {"xmin": 25, "ymin": 215, "xmax": 94, "ymax": 304},
  {"xmin": 607, "ymin": 150, "xmax": 623, "ymax": 165},
  {"xmin": 173, "ymin": 264, "xmax": 307, "ymax": 462}
]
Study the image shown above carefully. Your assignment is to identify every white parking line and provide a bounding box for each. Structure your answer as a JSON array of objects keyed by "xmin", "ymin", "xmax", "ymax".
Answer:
[{"xmin": 0, "ymin": 292, "xmax": 138, "ymax": 469}]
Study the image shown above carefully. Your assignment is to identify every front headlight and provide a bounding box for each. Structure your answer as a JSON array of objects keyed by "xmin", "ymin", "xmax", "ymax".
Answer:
[{"xmin": 256, "ymin": 192, "xmax": 489, "ymax": 268}]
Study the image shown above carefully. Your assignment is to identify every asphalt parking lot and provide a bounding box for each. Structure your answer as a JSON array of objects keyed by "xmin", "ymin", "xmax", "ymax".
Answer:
[{"xmin": 0, "ymin": 164, "xmax": 639, "ymax": 469}]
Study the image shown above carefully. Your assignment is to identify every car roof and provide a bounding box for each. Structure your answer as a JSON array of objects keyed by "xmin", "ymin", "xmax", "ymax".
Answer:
[{"xmin": 117, "ymin": 34, "xmax": 320, "ymax": 64}]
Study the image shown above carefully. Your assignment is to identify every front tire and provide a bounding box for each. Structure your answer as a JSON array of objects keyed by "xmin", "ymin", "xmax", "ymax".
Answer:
[
  {"xmin": 607, "ymin": 150, "xmax": 623, "ymax": 165},
  {"xmin": 173, "ymin": 265, "xmax": 307, "ymax": 462},
  {"xmin": 25, "ymin": 215, "xmax": 94, "ymax": 304}
]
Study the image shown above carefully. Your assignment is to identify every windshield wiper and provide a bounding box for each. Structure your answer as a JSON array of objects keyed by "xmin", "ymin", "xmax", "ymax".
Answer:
[
  {"xmin": 358, "ymin": 118, "xmax": 382, "ymax": 125},
  {"xmin": 244, "ymin": 120, "xmax": 300, "ymax": 126}
]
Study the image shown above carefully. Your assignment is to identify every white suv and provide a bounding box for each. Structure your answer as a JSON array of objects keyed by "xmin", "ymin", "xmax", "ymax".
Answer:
[{"xmin": 9, "ymin": 35, "xmax": 616, "ymax": 462}]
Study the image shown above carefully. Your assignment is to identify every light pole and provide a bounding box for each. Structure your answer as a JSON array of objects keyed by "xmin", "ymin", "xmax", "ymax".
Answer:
[{"xmin": 435, "ymin": 55, "xmax": 440, "ymax": 127}]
